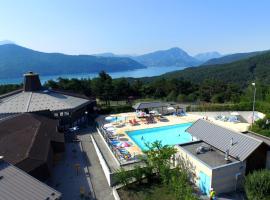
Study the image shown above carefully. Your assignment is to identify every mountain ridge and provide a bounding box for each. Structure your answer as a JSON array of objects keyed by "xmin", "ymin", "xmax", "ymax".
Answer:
[
  {"xmin": 194, "ymin": 51, "xmax": 222, "ymax": 62},
  {"xmin": 0, "ymin": 44, "xmax": 146, "ymax": 78},
  {"xmin": 132, "ymin": 47, "xmax": 201, "ymax": 67},
  {"xmin": 202, "ymin": 50, "xmax": 269, "ymax": 66}
]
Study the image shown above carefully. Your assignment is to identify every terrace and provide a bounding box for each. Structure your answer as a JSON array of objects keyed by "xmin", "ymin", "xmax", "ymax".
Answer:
[
  {"xmin": 96, "ymin": 110, "xmax": 200, "ymax": 166},
  {"xmin": 95, "ymin": 110, "xmax": 254, "ymax": 167}
]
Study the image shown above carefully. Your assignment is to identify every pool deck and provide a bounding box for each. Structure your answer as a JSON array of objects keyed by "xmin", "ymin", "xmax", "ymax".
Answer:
[{"xmin": 96, "ymin": 112, "xmax": 250, "ymax": 158}]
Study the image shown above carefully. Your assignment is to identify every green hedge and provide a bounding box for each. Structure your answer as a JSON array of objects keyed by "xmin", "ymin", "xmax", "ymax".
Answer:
[
  {"xmin": 245, "ymin": 169, "xmax": 270, "ymax": 200},
  {"xmin": 99, "ymin": 105, "xmax": 133, "ymax": 114},
  {"xmin": 186, "ymin": 102, "xmax": 253, "ymax": 112},
  {"xmin": 187, "ymin": 101, "xmax": 270, "ymax": 113}
]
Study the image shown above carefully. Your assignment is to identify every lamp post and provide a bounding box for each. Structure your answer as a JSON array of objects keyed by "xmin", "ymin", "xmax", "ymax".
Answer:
[
  {"xmin": 251, "ymin": 82, "xmax": 256, "ymax": 127},
  {"xmin": 85, "ymin": 111, "xmax": 88, "ymax": 125}
]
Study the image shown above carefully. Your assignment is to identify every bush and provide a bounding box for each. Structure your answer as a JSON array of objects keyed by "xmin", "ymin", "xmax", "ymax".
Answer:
[
  {"xmin": 132, "ymin": 165, "xmax": 144, "ymax": 183},
  {"xmin": 116, "ymin": 168, "xmax": 132, "ymax": 186},
  {"xmin": 250, "ymin": 114, "xmax": 270, "ymax": 137},
  {"xmin": 99, "ymin": 104, "xmax": 133, "ymax": 114},
  {"xmin": 169, "ymin": 168, "xmax": 198, "ymax": 200},
  {"xmin": 245, "ymin": 169, "xmax": 270, "ymax": 200}
]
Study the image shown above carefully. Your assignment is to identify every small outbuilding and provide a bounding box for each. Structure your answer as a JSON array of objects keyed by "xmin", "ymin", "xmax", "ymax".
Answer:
[{"xmin": 175, "ymin": 119, "xmax": 269, "ymax": 195}]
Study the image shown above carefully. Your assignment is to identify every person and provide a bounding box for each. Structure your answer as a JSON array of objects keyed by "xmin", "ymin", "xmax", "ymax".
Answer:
[{"xmin": 210, "ymin": 188, "xmax": 216, "ymax": 200}]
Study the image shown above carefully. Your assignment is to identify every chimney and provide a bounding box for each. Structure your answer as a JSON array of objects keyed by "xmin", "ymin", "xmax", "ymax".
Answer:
[{"xmin": 23, "ymin": 72, "xmax": 42, "ymax": 92}]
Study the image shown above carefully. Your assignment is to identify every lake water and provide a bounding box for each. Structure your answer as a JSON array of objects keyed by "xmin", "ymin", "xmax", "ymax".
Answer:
[{"xmin": 0, "ymin": 66, "xmax": 185, "ymax": 85}]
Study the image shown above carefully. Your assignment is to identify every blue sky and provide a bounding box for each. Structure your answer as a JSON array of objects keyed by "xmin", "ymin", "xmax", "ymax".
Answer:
[{"xmin": 0, "ymin": 0, "xmax": 270, "ymax": 55}]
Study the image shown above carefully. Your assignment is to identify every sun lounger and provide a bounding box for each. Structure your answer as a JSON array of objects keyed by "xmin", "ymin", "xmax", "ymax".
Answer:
[
  {"xmin": 133, "ymin": 119, "xmax": 140, "ymax": 125},
  {"xmin": 129, "ymin": 119, "xmax": 135, "ymax": 126}
]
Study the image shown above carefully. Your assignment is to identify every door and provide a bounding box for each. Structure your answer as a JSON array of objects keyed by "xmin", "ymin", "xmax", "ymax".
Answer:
[{"xmin": 199, "ymin": 171, "xmax": 211, "ymax": 196}]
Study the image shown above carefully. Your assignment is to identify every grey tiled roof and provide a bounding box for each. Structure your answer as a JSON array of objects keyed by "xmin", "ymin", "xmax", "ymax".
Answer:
[
  {"xmin": 132, "ymin": 102, "xmax": 165, "ymax": 110},
  {"xmin": 186, "ymin": 119, "xmax": 263, "ymax": 161},
  {"xmin": 0, "ymin": 161, "xmax": 61, "ymax": 200},
  {"xmin": 0, "ymin": 90, "xmax": 90, "ymax": 113}
]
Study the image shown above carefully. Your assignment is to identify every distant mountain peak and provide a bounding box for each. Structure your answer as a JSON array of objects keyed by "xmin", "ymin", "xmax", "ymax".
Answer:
[
  {"xmin": 0, "ymin": 40, "xmax": 15, "ymax": 45},
  {"xmin": 133, "ymin": 47, "xmax": 201, "ymax": 67},
  {"xmin": 194, "ymin": 51, "xmax": 222, "ymax": 62}
]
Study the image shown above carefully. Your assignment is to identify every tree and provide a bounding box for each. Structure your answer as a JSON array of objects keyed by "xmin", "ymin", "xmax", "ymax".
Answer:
[
  {"xmin": 143, "ymin": 141, "xmax": 177, "ymax": 179},
  {"xmin": 245, "ymin": 169, "xmax": 270, "ymax": 200},
  {"xmin": 91, "ymin": 71, "xmax": 113, "ymax": 105},
  {"xmin": 112, "ymin": 78, "xmax": 131, "ymax": 102},
  {"xmin": 116, "ymin": 167, "xmax": 132, "ymax": 187},
  {"xmin": 132, "ymin": 165, "xmax": 144, "ymax": 184}
]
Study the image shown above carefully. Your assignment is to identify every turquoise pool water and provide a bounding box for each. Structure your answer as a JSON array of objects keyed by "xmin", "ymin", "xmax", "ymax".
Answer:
[
  {"xmin": 107, "ymin": 116, "xmax": 126, "ymax": 123},
  {"xmin": 127, "ymin": 123, "xmax": 193, "ymax": 150}
]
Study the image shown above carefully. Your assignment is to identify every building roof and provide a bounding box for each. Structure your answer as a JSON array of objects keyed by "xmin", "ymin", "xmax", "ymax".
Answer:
[
  {"xmin": 243, "ymin": 131, "xmax": 270, "ymax": 147},
  {"xmin": 132, "ymin": 102, "xmax": 166, "ymax": 110},
  {"xmin": 0, "ymin": 89, "xmax": 90, "ymax": 113},
  {"xmin": 0, "ymin": 113, "xmax": 64, "ymax": 172},
  {"xmin": 0, "ymin": 160, "xmax": 61, "ymax": 200},
  {"xmin": 186, "ymin": 119, "xmax": 263, "ymax": 161},
  {"xmin": 178, "ymin": 141, "xmax": 238, "ymax": 168}
]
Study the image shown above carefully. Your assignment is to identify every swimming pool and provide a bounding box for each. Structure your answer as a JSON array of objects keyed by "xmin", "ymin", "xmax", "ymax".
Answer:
[
  {"xmin": 127, "ymin": 123, "xmax": 193, "ymax": 150},
  {"xmin": 106, "ymin": 116, "xmax": 126, "ymax": 123}
]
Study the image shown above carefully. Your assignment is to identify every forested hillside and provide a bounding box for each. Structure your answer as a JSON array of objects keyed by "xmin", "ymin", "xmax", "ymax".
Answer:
[
  {"xmin": 158, "ymin": 51, "xmax": 270, "ymax": 87},
  {"xmin": 202, "ymin": 50, "xmax": 267, "ymax": 66}
]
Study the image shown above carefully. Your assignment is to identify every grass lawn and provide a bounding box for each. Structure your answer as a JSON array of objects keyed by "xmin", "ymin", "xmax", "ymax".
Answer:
[{"xmin": 117, "ymin": 181, "xmax": 177, "ymax": 200}]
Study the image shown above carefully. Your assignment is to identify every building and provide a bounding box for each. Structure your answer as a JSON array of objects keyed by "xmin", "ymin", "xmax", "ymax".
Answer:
[
  {"xmin": 175, "ymin": 119, "xmax": 269, "ymax": 195},
  {"xmin": 0, "ymin": 159, "xmax": 61, "ymax": 200},
  {"xmin": 0, "ymin": 112, "xmax": 65, "ymax": 180},
  {"xmin": 0, "ymin": 72, "xmax": 96, "ymax": 130}
]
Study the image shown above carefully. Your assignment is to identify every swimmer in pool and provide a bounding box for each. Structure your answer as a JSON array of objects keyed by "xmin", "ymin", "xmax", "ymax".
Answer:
[{"xmin": 141, "ymin": 136, "xmax": 144, "ymax": 140}]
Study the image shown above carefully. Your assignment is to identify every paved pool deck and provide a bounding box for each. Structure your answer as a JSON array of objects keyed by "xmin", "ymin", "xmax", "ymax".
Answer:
[{"xmin": 96, "ymin": 112, "xmax": 251, "ymax": 157}]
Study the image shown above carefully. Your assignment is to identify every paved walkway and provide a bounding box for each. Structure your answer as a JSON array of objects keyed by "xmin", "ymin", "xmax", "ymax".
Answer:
[
  {"xmin": 48, "ymin": 142, "xmax": 95, "ymax": 200},
  {"xmin": 79, "ymin": 130, "xmax": 114, "ymax": 200}
]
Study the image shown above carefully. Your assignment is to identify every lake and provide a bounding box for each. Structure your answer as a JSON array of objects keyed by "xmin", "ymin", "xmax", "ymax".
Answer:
[{"xmin": 0, "ymin": 66, "xmax": 185, "ymax": 85}]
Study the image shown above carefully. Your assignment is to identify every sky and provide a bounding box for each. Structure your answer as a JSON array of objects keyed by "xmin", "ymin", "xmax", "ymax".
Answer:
[{"xmin": 1, "ymin": 0, "xmax": 270, "ymax": 56}]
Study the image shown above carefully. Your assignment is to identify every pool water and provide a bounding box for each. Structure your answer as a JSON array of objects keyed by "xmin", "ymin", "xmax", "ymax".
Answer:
[
  {"xmin": 127, "ymin": 123, "xmax": 193, "ymax": 151},
  {"xmin": 107, "ymin": 116, "xmax": 126, "ymax": 123}
]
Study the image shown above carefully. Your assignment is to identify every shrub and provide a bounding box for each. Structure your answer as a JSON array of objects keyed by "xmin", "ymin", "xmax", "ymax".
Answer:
[
  {"xmin": 132, "ymin": 165, "xmax": 144, "ymax": 183},
  {"xmin": 116, "ymin": 168, "xmax": 132, "ymax": 187},
  {"xmin": 245, "ymin": 169, "xmax": 270, "ymax": 200}
]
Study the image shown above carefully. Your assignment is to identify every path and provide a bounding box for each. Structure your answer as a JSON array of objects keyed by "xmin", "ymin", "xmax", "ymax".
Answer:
[{"xmin": 78, "ymin": 130, "xmax": 114, "ymax": 200}]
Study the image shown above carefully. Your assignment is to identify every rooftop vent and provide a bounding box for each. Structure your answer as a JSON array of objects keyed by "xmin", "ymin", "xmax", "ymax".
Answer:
[
  {"xmin": 23, "ymin": 72, "xmax": 42, "ymax": 92},
  {"xmin": 225, "ymin": 149, "xmax": 231, "ymax": 163}
]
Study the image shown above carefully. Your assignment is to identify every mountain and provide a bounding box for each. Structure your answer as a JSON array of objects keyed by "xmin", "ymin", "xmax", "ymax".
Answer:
[
  {"xmin": 158, "ymin": 51, "xmax": 270, "ymax": 86},
  {"xmin": 194, "ymin": 51, "xmax": 222, "ymax": 62},
  {"xmin": 0, "ymin": 40, "xmax": 15, "ymax": 45},
  {"xmin": 133, "ymin": 47, "xmax": 201, "ymax": 67},
  {"xmin": 0, "ymin": 44, "xmax": 146, "ymax": 78},
  {"xmin": 202, "ymin": 51, "xmax": 268, "ymax": 66},
  {"xmin": 92, "ymin": 52, "xmax": 117, "ymax": 57}
]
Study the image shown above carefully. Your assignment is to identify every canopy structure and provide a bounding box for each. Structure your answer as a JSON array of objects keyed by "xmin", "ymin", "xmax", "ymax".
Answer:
[{"xmin": 132, "ymin": 102, "xmax": 167, "ymax": 110}]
